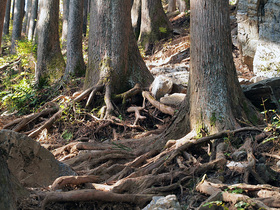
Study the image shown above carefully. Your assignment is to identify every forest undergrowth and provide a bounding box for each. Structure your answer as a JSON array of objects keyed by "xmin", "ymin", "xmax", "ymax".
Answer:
[{"xmin": 1, "ymin": 12, "xmax": 280, "ymax": 210}]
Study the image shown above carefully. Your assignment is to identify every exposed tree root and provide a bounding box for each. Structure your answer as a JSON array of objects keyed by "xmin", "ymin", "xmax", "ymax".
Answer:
[
  {"xmin": 196, "ymin": 180, "xmax": 271, "ymax": 209},
  {"xmin": 51, "ymin": 175, "xmax": 100, "ymax": 191},
  {"xmin": 142, "ymin": 91, "xmax": 175, "ymax": 116},
  {"xmin": 42, "ymin": 189, "xmax": 153, "ymax": 209}
]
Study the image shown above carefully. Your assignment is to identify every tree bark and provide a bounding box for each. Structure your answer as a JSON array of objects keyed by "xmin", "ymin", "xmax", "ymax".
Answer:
[
  {"xmin": 131, "ymin": 0, "xmax": 141, "ymax": 39},
  {"xmin": 0, "ymin": 0, "xmax": 8, "ymax": 54},
  {"xmin": 138, "ymin": 0, "xmax": 172, "ymax": 54},
  {"xmin": 85, "ymin": 0, "xmax": 153, "ymax": 94},
  {"xmin": 36, "ymin": 0, "xmax": 65, "ymax": 86},
  {"xmin": 82, "ymin": 0, "xmax": 88, "ymax": 37},
  {"xmin": 22, "ymin": 0, "xmax": 32, "ymax": 34},
  {"xmin": 27, "ymin": 0, "xmax": 38, "ymax": 41},
  {"xmin": 3, "ymin": 0, "xmax": 11, "ymax": 36},
  {"xmin": 168, "ymin": 0, "xmax": 176, "ymax": 12},
  {"xmin": 64, "ymin": 0, "xmax": 86, "ymax": 78},
  {"xmin": 11, "ymin": 0, "xmax": 15, "ymax": 21},
  {"xmin": 152, "ymin": 0, "xmax": 262, "ymax": 149},
  {"xmin": 61, "ymin": 0, "xmax": 70, "ymax": 49},
  {"xmin": 10, "ymin": 0, "xmax": 24, "ymax": 53},
  {"xmin": 177, "ymin": 0, "xmax": 187, "ymax": 13}
]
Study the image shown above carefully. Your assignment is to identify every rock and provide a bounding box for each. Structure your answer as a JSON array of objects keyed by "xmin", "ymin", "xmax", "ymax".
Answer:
[
  {"xmin": 0, "ymin": 130, "xmax": 76, "ymax": 187},
  {"xmin": 243, "ymin": 77, "xmax": 280, "ymax": 110},
  {"xmin": 150, "ymin": 75, "xmax": 174, "ymax": 99},
  {"xmin": 142, "ymin": 195, "xmax": 182, "ymax": 210},
  {"xmin": 237, "ymin": 0, "xmax": 280, "ymax": 77},
  {"xmin": 160, "ymin": 93, "xmax": 186, "ymax": 106}
]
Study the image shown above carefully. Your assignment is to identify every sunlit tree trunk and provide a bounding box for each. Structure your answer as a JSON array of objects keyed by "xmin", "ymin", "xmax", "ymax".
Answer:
[
  {"xmin": 36, "ymin": 0, "xmax": 65, "ymax": 86},
  {"xmin": 138, "ymin": 0, "xmax": 172, "ymax": 54},
  {"xmin": 85, "ymin": 0, "xmax": 153, "ymax": 94},
  {"xmin": 61, "ymin": 0, "xmax": 69, "ymax": 49},
  {"xmin": 10, "ymin": 0, "xmax": 24, "ymax": 53},
  {"xmin": 0, "ymin": 0, "xmax": 8, "ymax": 54},
  {"xmin": 131, "ymin": 0, "xmax": 141, "ymax": 39},
  {"xmin": 168, "ymin": 0, "xmax": 176, "ymax": 12},
  {"xmin": 3, "ymin": 0, "xmax": 11, "ymax": 36},
  {"xmin": 177, "ymin": 0, "xmax": 187, "ymax": 12},
  {"xmin": 27, "ymin": 0, "xmax": 38, "ymax": 41},
  {"xmin": 64, "ymin": 0, "xmax": 85, "ymax": 79},
  {"xmin": 22, "ymin": 0, "xmax": 32, "ymax": 34}
]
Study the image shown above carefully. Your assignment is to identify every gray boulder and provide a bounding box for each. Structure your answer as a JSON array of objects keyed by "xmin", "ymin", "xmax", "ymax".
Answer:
[
  {"xmin": 0, "ymin": 129, "xmax": 76, "ymax": 187},
  {"xmin": 243, "ymin": 77, "xmax": 280, "ymax": 110},
  {"xmin": 142, "ymin": 195, "xmax": 182, "ymax": 210}
]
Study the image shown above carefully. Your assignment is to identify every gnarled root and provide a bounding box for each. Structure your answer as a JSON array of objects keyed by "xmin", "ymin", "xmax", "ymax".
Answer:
[{"xmin": 42, "ymin": 189, "xmax": 153, "ymax": 209}]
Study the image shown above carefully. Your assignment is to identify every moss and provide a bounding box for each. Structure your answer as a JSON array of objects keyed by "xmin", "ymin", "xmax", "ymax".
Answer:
[
  {"xmin": 99, "ymin": 56, "xmax": 112, "ymax": 85},
  {"xmin": 46, "ymin": 53, "xmax": 66, "ymax": 84},
  {"xmin": 210, "ymin": 112, "xmax": 216, "ymax": 127}
]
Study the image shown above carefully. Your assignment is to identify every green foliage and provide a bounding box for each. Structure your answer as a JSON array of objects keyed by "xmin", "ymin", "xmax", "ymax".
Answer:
[
  {"xmin": 0, "ymin": 75, "xmax": 38, "ymax": 114},
  {"xmin": 202, "ymin": 201, "xmax": 229, "ymax": 209},
  {"xmin": 61, "ymin": 129, "xmax": 73, "ymax": 141},
  {"xmin": 224, "ymin": 187, "xmax": 244, "ymax": 194},
  {"xmin": 159, "ymin": 27, "xmax": 167, "ymax": 33},
  {"xmin": 234, "ymin": 201, "xmax": 250, "ymax": 210}
]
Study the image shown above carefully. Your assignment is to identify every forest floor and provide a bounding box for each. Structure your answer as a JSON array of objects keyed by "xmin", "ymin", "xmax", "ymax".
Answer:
[{"xmin": 1, "ymin": 10, "xmax": 280, "ymax": 210}]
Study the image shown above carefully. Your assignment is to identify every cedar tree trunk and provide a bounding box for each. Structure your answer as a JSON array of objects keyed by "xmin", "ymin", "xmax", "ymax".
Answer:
[
  {"xmin": 3, "ymin": 0, "xmax": 11, "ymax": 36},
  {"xmin": 36, "ymin": 0, "xmax": 65, "ymax": 86},
  {"xmin": 82, "ymin": 0, "xmax": 88, "ymax": 37},
  {"xmin": 27, "ymin": 0, "xmax": 38, "ymax": 41},
  {"xmin": 0, "ymin": 0, "xmax": 7, "ymax": 54},
  {"xmin": 139, "ymin": 0, "xmax": 172, "ymax": 54},
  {"xmin": 131, "ymin": 0, "xmax": 141, "ymax": 39},
  {"xmin": 22, "ymin": 0, "xmax": 32, "ymax": 34},
  {"xmin": 10, "ymin": 0, "xmax": 24, "ymax": 53},
  {"xmin": 158, "ymin": 0, "xmax": 261, "ymax": 145},
  {"xmin": 85, "ymin": 0, "xmax": 153, "ymax": 93},
  {"xmin": 168, "ymin": 0, "xmax": 176, "ymax": 12},
  {"xmin": 177, "ymin": 0, "xmax": 187, "ymax": 12},
  {"xmin": 61, "ymin": 0, "xmax": 70, "ymax": 49},
  {"xmin": 64, "ymin": 0, "xmax": 86, "ymax": 78}
]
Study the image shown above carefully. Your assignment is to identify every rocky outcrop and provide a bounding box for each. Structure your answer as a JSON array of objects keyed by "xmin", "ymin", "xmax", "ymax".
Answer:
[
  {"xmin": 237, "ymin": 0, "xmax": 280, "ymax": 77},
  {"xmin": 0, "ymin": 129, "xmax": 76, "ymax": 187}
]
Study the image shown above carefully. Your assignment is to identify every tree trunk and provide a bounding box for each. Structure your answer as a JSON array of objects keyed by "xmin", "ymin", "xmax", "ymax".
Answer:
[
  {"xmin": 10, "ymin": 0, "xmax": 24, "ymax": 53},
  {"xmin": 36, "ymin": 0, "xmax": 65, "ymax": 86},
  {"xmin": 131, "ymin": 0, "xmax": 141, "ymax": 39},
  {"xmin": 3, "ymin": 0, "xmax": 11, "ymax": 36},
  {"xmin": 85, "ymin": 0, "xmax": 153, "ymax": 95},
  {"xmin": 61, "ymin": 0, "xmax": 70, "ymax": 49},
  {"xmin": 0, "ymin": 0, "xmax": 7, "ymax": 55},
  {"xmin": 138, "ymin": 0, "xmax": 172, "ymax": 55},
  {"xmin": 22, "ymin": 0, "xmax": 32, "ymax": 34},
  {"xmin": 27, "ymin": 0, "xmax": 38, "ymax": 41},
  {"xmin": 11, "ymin": 0, "xmax": 15, "ymax": 21},
  {"xmin": 168, "ymin": 0, "xmax": 176, "ymax": 12},
  {"xmin": 64, "ymin": 0, "xmax": 85, "ymax": 79},
  {"xmin": 155, "ymin": 0, "xmax": 261, "ymax": 148},
  {"xmin": 82, "ymin": 0, "xmax": 88, "ymax": 37},
  {"xmin": 176, "ymin": 0, "xmax": 187, "ymax": 13}
]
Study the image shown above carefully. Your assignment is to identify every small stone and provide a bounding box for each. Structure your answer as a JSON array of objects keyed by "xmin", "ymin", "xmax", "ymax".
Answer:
[
  {"xmin": 232, "ymin": 150, "xmax": 247, "ymax": 161},
  {"xmin": 142, "ymin": 195, "xmax": 182, "ymax": 210}
]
